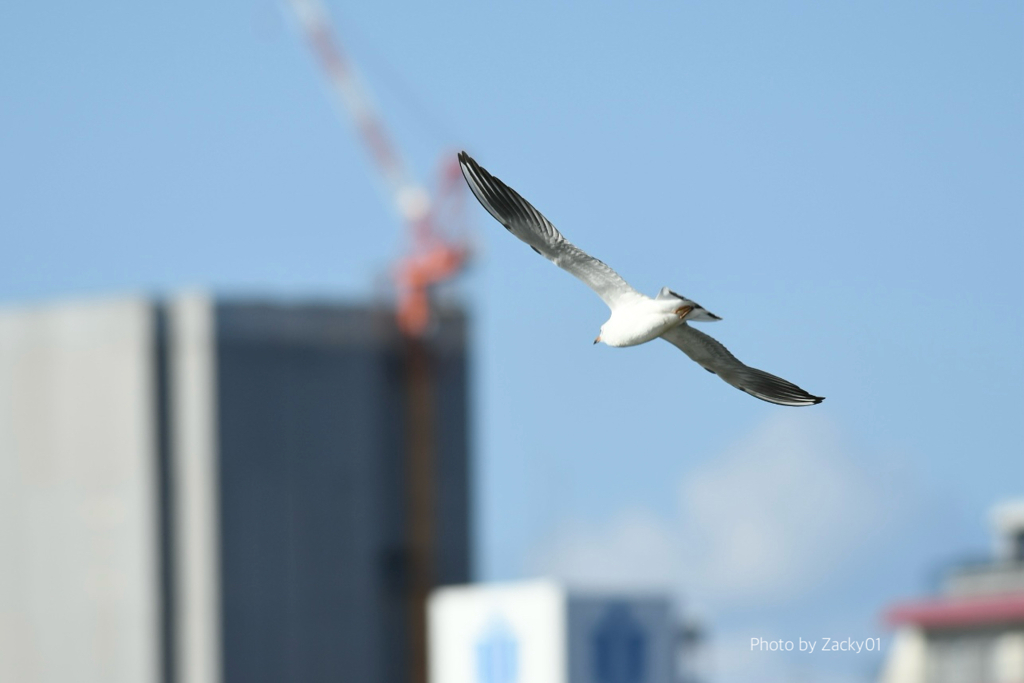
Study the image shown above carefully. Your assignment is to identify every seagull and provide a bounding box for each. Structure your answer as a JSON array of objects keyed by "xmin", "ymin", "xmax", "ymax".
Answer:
[{"xmin": 458, "ymin": 151, "xmax": 824, "ymax": 407}]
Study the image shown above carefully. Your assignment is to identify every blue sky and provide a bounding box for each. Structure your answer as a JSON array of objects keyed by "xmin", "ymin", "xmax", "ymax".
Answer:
[{"xmin": 2, "ymin": 1, "xmax": 1021, "ymax": 680}]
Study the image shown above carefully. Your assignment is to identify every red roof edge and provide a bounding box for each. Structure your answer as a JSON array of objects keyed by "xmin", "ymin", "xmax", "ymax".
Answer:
[{"xmin": 885, "ymin": 593, "xmax": 1024, "ymax": 629}]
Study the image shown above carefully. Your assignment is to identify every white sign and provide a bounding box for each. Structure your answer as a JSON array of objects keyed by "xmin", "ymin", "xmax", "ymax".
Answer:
[{"xmin": 428, "ymin": 580, "xmax": 675, "ymax": 683}]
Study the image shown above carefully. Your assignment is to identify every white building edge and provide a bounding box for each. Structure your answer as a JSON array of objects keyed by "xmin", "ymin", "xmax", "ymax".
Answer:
[{"xmin": 879, "ymin": 500, "xmax": 1024, "ymax": 683}]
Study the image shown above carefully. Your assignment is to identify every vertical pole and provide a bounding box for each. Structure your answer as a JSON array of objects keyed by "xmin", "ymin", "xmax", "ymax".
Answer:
[
  {"xmin": 405, "ymin": 335, "xmax": 435, "ymax": 683},
  {"xmin": 154, "ymin": 304, "xmax": 176, "ymax": 683},
  {"xmin": 169, "ymin": 294, "xmax": 222, "ymax": 683}
]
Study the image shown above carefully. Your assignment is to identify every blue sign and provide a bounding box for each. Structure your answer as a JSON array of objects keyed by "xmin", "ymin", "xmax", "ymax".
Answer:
[
  {"xmin": 592, "ymin": 603, "xmax": 647, "ymax": 683},
  {"xmin": 476, "ymin": 616, "xmax": 518, "ymax": 683}
]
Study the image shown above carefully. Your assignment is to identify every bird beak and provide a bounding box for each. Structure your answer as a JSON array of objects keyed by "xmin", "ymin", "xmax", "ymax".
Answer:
[{"xmin": 593, "ymin": 335, "xmax": 601, "ymax": 345}]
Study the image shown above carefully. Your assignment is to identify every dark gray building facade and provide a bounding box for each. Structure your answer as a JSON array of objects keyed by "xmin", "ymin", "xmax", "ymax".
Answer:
[{"xmin": 212, "ymin": 302, "xmax": 471, "ymax": 683}]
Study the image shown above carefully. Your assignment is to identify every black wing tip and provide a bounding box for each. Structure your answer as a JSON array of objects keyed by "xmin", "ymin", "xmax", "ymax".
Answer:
[
  {"xmin": 779, "ymin": 392, "xmax": 825, "ymax": 407},
  {"xmin": 456, "ymin": 151, "xmax": 541, "ymax": 227},
  {"xmin": 744, "ymin": 389, "xmax": 823, "ymax": 407},
  {"xmin": 458, "ymin": 151, "xmax": 502, "ymax": 193},
  {"xmin": 457, "ymin": 151, "xmax": 478, "ymax": 176},
  {"xmin": 458, "ymin": 151, "xmax": 484, "ymax": 178},
  {"xmin": 742, "ymin": 370, "xmax": 826, "ymax": 407}
]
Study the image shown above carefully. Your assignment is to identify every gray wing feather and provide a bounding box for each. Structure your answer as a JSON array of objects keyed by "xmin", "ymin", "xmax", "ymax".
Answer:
[
  {"xmin": 459, "ymin": 152, "xmax": 643, "ymax": 310},
  {"xmin": 661, "ymin": 324, "xmax": 824, "ymax": 407}
]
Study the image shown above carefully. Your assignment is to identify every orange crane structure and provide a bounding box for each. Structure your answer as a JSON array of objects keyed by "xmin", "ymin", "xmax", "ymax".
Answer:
[
  {"xmin": 286, "ymin": 3, "xmax": 470, "ymax": 683},
  {"xmin": 288, "ymin": 0, "xmax": 470, "ymax": 337}
]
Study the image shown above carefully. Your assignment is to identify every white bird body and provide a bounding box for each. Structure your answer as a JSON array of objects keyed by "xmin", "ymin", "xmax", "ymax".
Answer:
[
  {"xmin": 458, "ymin": 151, "xmax": 824, "ymax": 407},
  {"xmin": 599, "ymin": 297, "xmax": 689, "ymax": 347},
  {"xmin": 598, "ymin": 292, "xmax": 714, "ymax": 346}
]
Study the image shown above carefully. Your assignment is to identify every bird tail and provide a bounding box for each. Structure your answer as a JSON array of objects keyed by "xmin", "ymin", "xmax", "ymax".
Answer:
[{"xmin": 656, "ymin": 287, "xmax": 721, "ymax": 322}]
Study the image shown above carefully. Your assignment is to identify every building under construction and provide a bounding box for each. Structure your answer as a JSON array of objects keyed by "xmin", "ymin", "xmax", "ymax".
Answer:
[{"xmin": 0, "ymin": 293, "xmax": 471, "ymax": 683}]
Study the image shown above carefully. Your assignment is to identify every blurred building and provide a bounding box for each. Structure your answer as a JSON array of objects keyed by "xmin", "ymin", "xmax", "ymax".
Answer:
[
  {"xmin": 879, "ymin": 501, "xmax": 1024, "ymax": 683},
  {"xmin": 0, "ymin": 293, "xmax": 471, "ymax": 683},
  {"xmin": 428, "ymin": 580, "xmax": 687, "ymax": 683}
]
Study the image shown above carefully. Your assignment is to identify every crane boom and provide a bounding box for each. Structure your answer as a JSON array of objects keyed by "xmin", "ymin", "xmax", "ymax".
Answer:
[
  {"xmin": 288, "ymin": 0, "xmax": 430, "ymax": 224},
  {"xmin": 287, "ymin": 0, "xmax": 468, "ymax": 335}
]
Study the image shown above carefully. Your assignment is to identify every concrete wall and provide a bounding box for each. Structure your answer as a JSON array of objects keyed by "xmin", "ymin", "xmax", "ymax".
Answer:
[{"xmin": 0, "ymin": 297, "xmax": 160, "ymax": 683}]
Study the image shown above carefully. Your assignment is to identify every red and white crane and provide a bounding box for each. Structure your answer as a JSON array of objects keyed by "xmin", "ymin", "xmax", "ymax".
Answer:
[{"xmin": 287, "ymin": 0, "xmax": 469, "ymax": 336}]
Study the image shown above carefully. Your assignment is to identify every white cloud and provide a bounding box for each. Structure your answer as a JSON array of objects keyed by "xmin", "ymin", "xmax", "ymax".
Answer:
[
  {"xmin": 678, "ymin": 413, "xmax": 885, "ymax": 605},
  {"xmin": 529, "ymin": 509, "xmax": 680, "ymax": 590},
  {"xmin": 527, "ymin": 414, "xmax": 896, "ymax": 682},
  {"xmin": 527, "ymin": 413, "xmax": 891, "ymax": 610}
]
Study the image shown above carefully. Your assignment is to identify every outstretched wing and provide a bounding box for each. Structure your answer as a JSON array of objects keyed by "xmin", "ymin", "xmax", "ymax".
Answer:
[
  {"xmin": 661, "ymin": 324, "xmax": 824, "ymax": 407},
  {"xmin": 459, "ymin": 151, "xmax": 644, "ymax": 310}
]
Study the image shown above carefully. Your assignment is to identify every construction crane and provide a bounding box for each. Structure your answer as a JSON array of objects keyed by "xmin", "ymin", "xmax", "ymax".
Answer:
[
  {"xmin": 286, "ymin": 4, "xmax": 469, "ymax": 683},
  {"xmin": 287, "ymin": 0, "xmax": 470, "ymax": 337}
]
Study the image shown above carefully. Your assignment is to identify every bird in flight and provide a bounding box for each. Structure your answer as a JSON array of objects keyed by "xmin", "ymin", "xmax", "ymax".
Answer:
[{"xmin": 458, "ymin": 151, "xmax": 824, "ymax": 407}]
